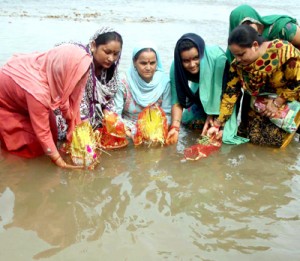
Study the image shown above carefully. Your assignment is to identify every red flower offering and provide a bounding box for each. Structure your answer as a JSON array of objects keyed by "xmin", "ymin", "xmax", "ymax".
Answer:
[
  {"xmin": 133, "ymin": 104, "xmax": 168, "ymax": 146},
  {"xmin": 184, "ymin": 136, "xmax": 221, "ymax": 161},
  {"xmin": 97, "ymin": 111, "xmax": 129, "ymax": 150}
]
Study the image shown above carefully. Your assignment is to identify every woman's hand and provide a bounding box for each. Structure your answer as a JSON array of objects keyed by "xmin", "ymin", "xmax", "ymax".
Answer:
[
  {"xmin": 206, "ymin": 119, "xmax": 223, "ymax": 140},
  {"xmin": 261, "ymin": 99, "xmax": 279, "ymax": 118},
  {"xmin": 51, "ymin": 153, "xmax": 83, "ymax": 169},
  {"xmin": 166, "ymin": 127, "xmax": 179, "ymax": 145},
  {"xmin": 207, "ymin": 126, "xmax": 223, "ymax": 140},
  {"xmin": 166, "ymin": 104, "xmax": 183, "ymax": 145},
  {"xmin": 125, "ymin": 129, "xmax": 132, "ymax": 138},
  {"xmin": 125, "ymin": 126, "xmax": 133, "ymax": 138},
  {"xmin": 201, "ymin": 115, "xmax": 214, "ymax": 136},
  {"xmin": 103, "ymin": 109, "xmax": 110, "ymax": 117}
]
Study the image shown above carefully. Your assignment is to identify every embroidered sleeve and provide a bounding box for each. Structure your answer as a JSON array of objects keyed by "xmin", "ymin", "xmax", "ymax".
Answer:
[
  {"xmin": 113, "ymin": 78, "xmax": 127, "ymax": 115},
  {"xmin": 217, "ymin": 65, "xmax": 242, "ymax": 123},
  {"xmin": 161, "ymin": 81, "xmax": 172, "ymax": 124},
  {"xmin": 161, "ymin": 82, "xmax": 172, "ymax": 113},
  {"xmin": 278, "ymin": 57, "xmax": 300, "ymax": 101}
]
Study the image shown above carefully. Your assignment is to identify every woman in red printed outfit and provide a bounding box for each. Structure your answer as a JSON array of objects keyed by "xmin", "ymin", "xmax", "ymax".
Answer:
[{"xmin": 0, "ymin": 44, "xmax": 92, "ymax": 168}]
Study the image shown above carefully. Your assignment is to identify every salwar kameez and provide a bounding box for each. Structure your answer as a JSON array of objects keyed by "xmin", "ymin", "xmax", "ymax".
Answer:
[
  {"xmin": 0, "ymin": 44, "xmax": 91, "ymax": 158},
  {"xmin": 220, "ymin": 40, "xmax": 300, "ymax": 147}
]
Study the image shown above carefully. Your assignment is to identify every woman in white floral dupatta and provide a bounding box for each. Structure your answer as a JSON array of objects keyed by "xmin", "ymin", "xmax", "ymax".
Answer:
[{"xmin": 55, "ymin": 27, "xmax": 123, "ymax": 140}]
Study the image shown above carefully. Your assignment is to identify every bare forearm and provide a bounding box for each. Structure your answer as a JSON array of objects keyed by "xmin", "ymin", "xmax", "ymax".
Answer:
[{"xmin": 171, "ymin": 103, "xmax": 183, "ymax": 127}]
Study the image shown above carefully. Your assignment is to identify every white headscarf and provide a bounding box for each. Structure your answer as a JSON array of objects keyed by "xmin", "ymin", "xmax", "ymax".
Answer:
[{"xmin": 126, "ymin": 41, "xmax": 169, "ymax": 107}]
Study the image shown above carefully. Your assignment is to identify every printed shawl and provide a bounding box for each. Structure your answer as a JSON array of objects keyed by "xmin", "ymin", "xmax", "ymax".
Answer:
[{"xmin": 80, "ymin": 26, "xmax": 122, "ymax": 128}]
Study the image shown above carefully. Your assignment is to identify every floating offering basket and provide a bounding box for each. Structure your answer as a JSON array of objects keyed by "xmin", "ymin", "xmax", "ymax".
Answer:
[
  {"xmin": 69, "ymin": 121, "xmax": 101, "ymax": 169},
  {"xmin": 133, "ymin": 104, "xmax": 168, "ymax": 147},
  {"xmin": 183, "ymin": 135, "xmax": 221, "ymax": 161},
  {"xmin": 97, "ymin": 111, "xmax": 129, "ymax": 150}
]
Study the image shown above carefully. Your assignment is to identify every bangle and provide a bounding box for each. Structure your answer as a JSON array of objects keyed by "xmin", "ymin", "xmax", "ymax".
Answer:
[
  {"xmin": 273, "ymin": 99, "xmax": 281, "ymax": 108},
  {"xmin": 213, "ymin": 119, "xmax": 222, "ymax": 129},
  {"xmin": 214, "ymin": 124, "xmax": 220, "ymax": 130},
  {"xmin": 169, "ymin": 125, "xmax": 180, "ymax": 132},
  {"xmin": 51, "ymin": 155, "xmax": 61, "ymax": 164},
  {"xmin": 172, "ymin": 119, "xmax": 181, "ymax": 123},
  {"xmin": 172, "ymin": 120, "xmax": 181, "ymax": 126}
]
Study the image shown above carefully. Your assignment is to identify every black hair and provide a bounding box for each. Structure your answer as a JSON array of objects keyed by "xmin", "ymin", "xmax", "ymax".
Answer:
[
  {"xmin": 178, "ymin": 39, "xmax": 198, "ymax": 54},
  {"xmin": 241, "ymin": 20, "xmax": 253, "ymax": 26},
  {"xmin": 173, "ymin": 33, "xmax": 205, "ymax": 108},
  {"xmin": 133, "ymin": 48, "xmax": 156, "ymax": 61},
  {"xmin": 94, "ymin": 31, "xmax": 123, "ymax": 82},
  {"xmin": 94, "ymin": 31, "xmax": 123, "ymax": 48},
  {"xmin": 228, "ymin": 24, "xmax": 264, "ymax": 48}
]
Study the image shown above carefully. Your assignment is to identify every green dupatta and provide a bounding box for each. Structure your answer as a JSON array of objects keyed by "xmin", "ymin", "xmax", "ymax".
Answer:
[
  {"xmin": 170, "ymin": 45, "xmax": 249, "ymax": 144},
  {"xmin": 170, "ymin": 45, "xmax": 227, "ymax": 114},
  {"xmin": 226, "ymin": 4, "xmax": 297, "ymax": 62}
]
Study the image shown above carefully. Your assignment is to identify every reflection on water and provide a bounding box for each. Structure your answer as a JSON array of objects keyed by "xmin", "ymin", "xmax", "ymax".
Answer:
[
  {"xmin": 1, "ymin": 0, "xmax": 300, "ymax": 260},
  {"xmin": 1, "ymin": 138, "xmax": 300, "ymax": 260}
]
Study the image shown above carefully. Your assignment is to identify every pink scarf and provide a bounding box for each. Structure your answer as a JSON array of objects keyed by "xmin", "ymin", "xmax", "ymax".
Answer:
[{"xmin": 2, "ymin": 44, "xmax": 92, "ymax": 140}]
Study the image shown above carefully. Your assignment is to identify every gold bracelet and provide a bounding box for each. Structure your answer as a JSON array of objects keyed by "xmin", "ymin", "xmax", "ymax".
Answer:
[
  {"xmin": 169, "ymin": 125, "xmax": 180, "ymax": 132},
  {"xmin": 51, "ymin": 155, "xmax": 61, "ymax": 164},
  {"xmin": 172, "ymin": 119, "xmax": 181, "ymax": 123},
  {"xmin": 214, "ymin": 118, "xmax": 223, "ymax": 127}
]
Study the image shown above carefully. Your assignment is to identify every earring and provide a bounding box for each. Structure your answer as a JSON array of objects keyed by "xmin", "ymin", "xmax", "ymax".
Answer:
[{"xmin": 91, "ymin": 48, "xmax": 94, "ymax": 52}]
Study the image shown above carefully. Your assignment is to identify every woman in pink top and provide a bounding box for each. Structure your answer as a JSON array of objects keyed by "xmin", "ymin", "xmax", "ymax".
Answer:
[{"xmin": 0, "ymin": 44, "xmax": 92, "ymax": 168}]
